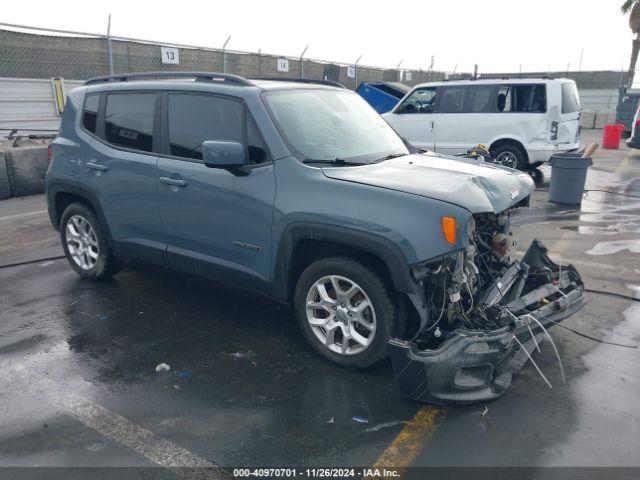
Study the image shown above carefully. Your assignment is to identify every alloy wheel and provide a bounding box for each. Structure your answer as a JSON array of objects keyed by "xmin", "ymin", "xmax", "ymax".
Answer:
[
  {"xmin": 65, "ymin": 215, "xmax": 99, "ymax": 270},
  {"xmin": 305, "ymin": 275, "xmax": 377, "ymax": 355},
  {"xmin": 495, "ymin": 151, "xmax": 517, "ymax": 168}
]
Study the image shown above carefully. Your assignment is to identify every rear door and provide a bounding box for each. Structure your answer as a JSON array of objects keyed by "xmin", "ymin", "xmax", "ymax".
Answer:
[
  {"xmin": 156, "ymin": 92, "xmax": 275, "ymax": 294},
  {"xmin": 79, "ymin": 91, "xmax": 165, "ymax": 263},
  {"xmin": 382, "ymin": 87, "xmax": 437, "ymax": 149},
  {"xmin": 558, "ymin": 81, "xmax": 581, "ymax": 147}
]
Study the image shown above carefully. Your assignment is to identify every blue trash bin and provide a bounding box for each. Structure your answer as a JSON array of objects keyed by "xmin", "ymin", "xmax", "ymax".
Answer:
[{"xmin": 548, "ymin": 153, "xmax": 593, "ymax": 205}]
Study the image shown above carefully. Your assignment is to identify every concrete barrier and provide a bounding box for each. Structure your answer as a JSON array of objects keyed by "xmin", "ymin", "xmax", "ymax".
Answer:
[
  {"xmin": 580, "ymin": 110, "xmax": 596, "ymax": 129},
  {"xmin": 0, "ymin": 141, "xmax": 50, "ymax": 198},
  {"xmin": 0, "ymin": 150, "xmax": 10, "ymax": 200},
  {"xmin": 594, "ymin": 111, "xmax": 618, "ymax": 129}
]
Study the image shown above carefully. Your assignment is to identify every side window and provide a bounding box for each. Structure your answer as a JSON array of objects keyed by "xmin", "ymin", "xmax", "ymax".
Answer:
[
  {"xmin": 246, "ymin": 114, "xmax": 271, "ymax": 165},
  {"xmin": 167, "ymin": 94, "xmax": 243, "ymax": 160},
  {"xmin": 462, "ymin": 85, "xmax": 492, "ymax": 113},
  {"xmin": 82, "ymin": 94, "xmax": 100, "ymax": 134},
  {"xmin": 396, "ymin": 87, "xmax": 437, "ymax": 114},
  {"xmin": 439, "ymin": 86, "xmax": 464, "ymax": 113},
  {"xmin": 496, "ymin": 85, "xmax": 546, "ymax": 113},
  {"xmin": 496, "ymin": 86, "xmax": 513, "ymax": 112},
  {"xmin": 104, "ymin": 93, "xmax": 155, "ymax": 152},
  {"xmin": 513, "ymin": 84, "xmax": 546, "ymax": 113}
]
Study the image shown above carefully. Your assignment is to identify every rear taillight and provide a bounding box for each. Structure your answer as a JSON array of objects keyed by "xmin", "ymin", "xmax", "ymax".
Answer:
[
  {"xmin": 47, "ymin": 145, "xmax": 52, "ymax": 161},
  {"xmin": 550, "ymin": 121, "xmax": 558, "ymax": 141},
  {"xmin": 635, "ymin": 119, "xmax": 640, "ymax": 129}
]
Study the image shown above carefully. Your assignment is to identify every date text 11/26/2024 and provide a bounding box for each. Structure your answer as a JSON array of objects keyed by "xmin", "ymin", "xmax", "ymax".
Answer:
[{"xmin": 232, "ymin": 468, "xmax": 400, "ymax": 478}]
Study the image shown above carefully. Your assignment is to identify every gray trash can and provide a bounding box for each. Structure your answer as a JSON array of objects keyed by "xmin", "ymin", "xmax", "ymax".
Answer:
[{"xmin": 548, "ymin": 153, "xmax": 593, "ymax": 205}]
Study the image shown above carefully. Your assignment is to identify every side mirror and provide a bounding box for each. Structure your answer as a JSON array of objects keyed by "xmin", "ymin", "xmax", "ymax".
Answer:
[{"xmin": 202, "ymin": 140, "xmax": 246, "ymax": 168}]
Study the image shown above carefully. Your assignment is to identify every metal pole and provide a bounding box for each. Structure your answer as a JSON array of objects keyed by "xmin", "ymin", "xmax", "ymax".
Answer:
[
  {"xmin": 354, "ymin": 54, "xmax": 363, "ymax": 88},
  {"xmin": 397, "ymin": 59, "xmax": 403, "ymax": 82},
  {"xmin": 300, "ymin": 45, "xmax": 308, "ymax": 78},
  {"xmin": 258, "ymin": 49, "xmax": 262, "ymax": 77},
  {"xmin": 222, "ymin": 35, "xmax": 231, "ymax": 73},
  {"xmin": 578, "ymin": 48, "xmax": 584, "ymax": 72},
  {"xmin": 107, "ymin": 14, "xmax": 114, "ymax": 75}
]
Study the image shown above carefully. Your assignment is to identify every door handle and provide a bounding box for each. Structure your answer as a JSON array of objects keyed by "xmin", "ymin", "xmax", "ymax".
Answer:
[
  {"xmin": 86, "ymin": 161, "xmax": 108, "ymax": 172},
  {"xmin": 159, "ymin": 176, "xmax": 187, "ymax": 188}
]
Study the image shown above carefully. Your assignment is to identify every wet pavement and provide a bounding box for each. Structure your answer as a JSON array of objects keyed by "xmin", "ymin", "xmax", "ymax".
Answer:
[{"xmin": 1, "ymin": 129, "xmax": 639, "ymax": 473}]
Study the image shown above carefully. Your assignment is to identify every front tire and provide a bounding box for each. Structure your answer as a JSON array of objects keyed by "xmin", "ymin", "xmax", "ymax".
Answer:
[
  {"xmin": 60, "ymin": 203, "xmax": 120, "ymax": 280},
  {"xmin": 294, "ymin": 257, "xmax": 396, "ymax": 369}
]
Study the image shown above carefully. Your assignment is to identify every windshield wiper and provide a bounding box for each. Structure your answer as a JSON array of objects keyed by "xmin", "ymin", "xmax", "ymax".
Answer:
[
  {"xmin": 302, "ymin": 158, "xmax": 364, "ymax": 166},
  {"xmin": 373, "ymin": 153, "xmax": 407, "ymax": 163}
]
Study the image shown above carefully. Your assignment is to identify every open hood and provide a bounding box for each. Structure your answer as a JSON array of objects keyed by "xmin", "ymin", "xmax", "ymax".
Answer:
[{"xmin": 321, "ymin": 152, "xmax": 535, "ymax": 213}]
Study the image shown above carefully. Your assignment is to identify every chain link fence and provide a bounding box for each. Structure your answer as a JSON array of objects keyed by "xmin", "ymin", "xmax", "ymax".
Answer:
[{"xmin": 0, "ymin": 23, "xmax": 463, "ymax": 89}]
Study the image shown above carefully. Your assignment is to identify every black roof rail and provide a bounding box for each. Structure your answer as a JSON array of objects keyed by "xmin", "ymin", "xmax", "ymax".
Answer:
[
  {"xmin": 84, "ymin": 71, "xmax": 253, "ymax": 86},
  {"xmin": 250, "ymin": 77, "xmax": 345, "ymax": 89}
]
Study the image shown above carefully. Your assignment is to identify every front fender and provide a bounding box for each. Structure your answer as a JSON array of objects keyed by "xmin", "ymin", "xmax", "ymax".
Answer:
[{"xmin": 271, "ymin": 222, "xmax": 416, "ymax": 302}]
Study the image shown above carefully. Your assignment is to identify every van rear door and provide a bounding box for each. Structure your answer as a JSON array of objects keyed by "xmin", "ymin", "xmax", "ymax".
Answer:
[{"xmin": 558, "ymin": 81, "xmax": 581, "ymax": 147}]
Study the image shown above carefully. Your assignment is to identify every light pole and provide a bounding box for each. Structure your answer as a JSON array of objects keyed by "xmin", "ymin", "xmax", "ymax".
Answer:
[
  {"xmin": 222, "ymin": 35, "xmax": 231, "ymax": 73},
  {"xmin": 354, "ymin": 54, "xmax": 363, "ymax": 87},
  {"xmin": 397, "ymin": 59, "xmax": 403, "ymax": 82},
  {"xmin": 300, "ymin": 45, "xmax": 308, "ymax": 78}
]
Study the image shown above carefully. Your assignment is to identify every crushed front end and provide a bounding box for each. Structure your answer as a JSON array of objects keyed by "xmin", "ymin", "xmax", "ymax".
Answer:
[{"xmin": 390, "ymin": 211, "xmax": 586, "ymax": 405}]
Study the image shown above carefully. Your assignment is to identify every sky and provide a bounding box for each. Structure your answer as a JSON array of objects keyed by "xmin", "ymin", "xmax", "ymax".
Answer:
[{"xmin": 2, "ymin": 0, "xmax": 634, "ymax": 74}]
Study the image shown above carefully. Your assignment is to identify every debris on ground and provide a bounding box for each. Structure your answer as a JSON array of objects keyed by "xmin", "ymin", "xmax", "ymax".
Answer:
[
  {"xmin": 326, "ymin": 417, "xmax": 335, "ymax": 424},
  {"xmin": 224, "ymin": 351, "xmax": 256, "ymax": 359},
  {"xmin": 155, "ymin": 363, "xmax": 171, "ymax": 372},
  {"xmin": 360, "ymin": 420, "xmax": 405, "ymax": 434},
  {"xmin": 178, "ymin": 370, "xmax": 192, "ymax": 378},
  {"xmin": 99, "ymin": 314, "xmax": 109, "ymax": 321},
  {"xmin": 482, "ymin": 405, "xmax": 489, "ymax": 416},
  {"xmin": 352, "ymin": 415, "xmax": 368, "ymax": 424}
]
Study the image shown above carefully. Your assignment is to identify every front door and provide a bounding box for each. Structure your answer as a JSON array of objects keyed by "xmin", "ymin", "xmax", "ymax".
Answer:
[
  {"xmin": 156, "ymin": 92, "xmax": 275, "ymax": 294},
  {"xmin": 382, "ymin": 87, "xmax": 437, "ymax": 150}
]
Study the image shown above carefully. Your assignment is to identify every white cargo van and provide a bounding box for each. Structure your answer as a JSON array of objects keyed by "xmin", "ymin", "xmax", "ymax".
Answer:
[{"xmin": 382, "ymin": 78, "xmax": 581, "ymax": 170}]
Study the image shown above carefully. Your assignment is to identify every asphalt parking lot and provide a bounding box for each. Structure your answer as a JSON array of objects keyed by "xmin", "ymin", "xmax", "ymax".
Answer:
[{"xmin": 1, "ymin": 129, "xmax": 639, "ymax": 475}]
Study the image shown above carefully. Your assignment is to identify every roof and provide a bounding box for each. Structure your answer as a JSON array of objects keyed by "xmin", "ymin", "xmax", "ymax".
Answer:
[
  {"xmin": 83, "ymin": 72, "xmax": 344, "ymax": 93},
  {"xmin": 411, "ymin": 77, "xmax": 575, "ymax": 89}
]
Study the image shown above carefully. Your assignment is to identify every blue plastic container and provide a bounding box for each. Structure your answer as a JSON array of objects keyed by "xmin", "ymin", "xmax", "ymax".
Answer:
[{"xmin": 356, "ymin": 83, "xmax": 408, "ymax": 114}]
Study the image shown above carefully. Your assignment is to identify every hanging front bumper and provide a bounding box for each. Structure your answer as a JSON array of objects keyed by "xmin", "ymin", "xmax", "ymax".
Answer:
[{"xmin": 389, "ymin": 240, "xmax": 586, "ymax": 405}]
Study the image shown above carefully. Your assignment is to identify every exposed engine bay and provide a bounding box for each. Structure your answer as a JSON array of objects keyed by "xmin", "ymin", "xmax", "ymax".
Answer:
[{"xmin": 389, "ymin": 210, "xmax": 586, "ymax": 405}]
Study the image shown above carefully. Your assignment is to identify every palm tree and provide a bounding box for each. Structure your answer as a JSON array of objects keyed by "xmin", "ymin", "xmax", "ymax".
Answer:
[{"xmin": 622, "ymin": 0, "xmax": 640, "ymax": 87}]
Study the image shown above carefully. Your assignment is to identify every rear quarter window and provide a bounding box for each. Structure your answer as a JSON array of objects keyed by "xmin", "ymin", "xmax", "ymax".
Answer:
[
  {"xmin": 561, "ymin": 82, "xmax": 581, "ymax": 113},
  {"xmin": 82, "ymin": 94, "xmax": 100, "ymax": 134}
]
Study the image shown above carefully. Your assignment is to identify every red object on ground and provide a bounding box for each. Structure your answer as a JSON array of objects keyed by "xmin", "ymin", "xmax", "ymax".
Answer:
[{"xmin": 602, "ymin": 124, "xmax": 625, "ymax": 149}]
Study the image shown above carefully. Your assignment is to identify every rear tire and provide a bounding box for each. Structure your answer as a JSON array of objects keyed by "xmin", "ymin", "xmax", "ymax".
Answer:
[
  {"xmin": 491, "ymin": 143, "xmax": 527, "ymax": 171},
  {"xmin": 294, "ymin": 257, "xmax": 396, "ymax": 369},
  {"xmin": 60, "ymin": 203, "xmax": 120, "ymax": 280}
]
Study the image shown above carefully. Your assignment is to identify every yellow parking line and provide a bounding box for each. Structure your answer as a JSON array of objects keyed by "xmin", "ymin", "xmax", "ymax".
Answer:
[{"xmin": 367, "ymin": 406, "xmax": 444, "ymax": 477}]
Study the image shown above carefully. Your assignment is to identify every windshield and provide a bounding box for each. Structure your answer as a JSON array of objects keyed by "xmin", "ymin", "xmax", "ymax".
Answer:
[{"xmin": 263, "ymin": 89, "xmax": 408, "ymax": 163}]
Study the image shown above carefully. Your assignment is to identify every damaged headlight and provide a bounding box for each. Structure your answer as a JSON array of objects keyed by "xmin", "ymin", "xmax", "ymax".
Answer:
[{"xmin": 467, "ymin": 216, "xmax": 476, "ymax": 240}]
